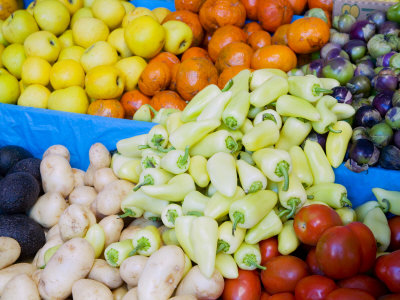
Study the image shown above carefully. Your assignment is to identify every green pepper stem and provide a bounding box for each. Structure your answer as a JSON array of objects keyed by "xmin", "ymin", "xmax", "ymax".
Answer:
[
  {"xmin": 129, "ymin": 238, "xmax": 150, "ymax": 256},
  {"xmin": 167, "ymin": 210, "xmax": 179, "ymax": 225},
  {"xmin": 151, "ymin": 134, "xmax": 164, "ymax": 147},
  {"xmin": 186, "ymin": 211, "xmax": 204, "ymax": 216},
  {"xmin": 142, "ymin": 157, "xmax": 157, "ymax": 168},
  {"xmin": 327, "ymin": 125, "xmax": 342, "ymax": 134},
  {"xmin": 133, "ymin": 175, "xmax": 154, "ymax": 191},
  {"xmin": 146, "ymin": 104, "xmax": 158, "ymax": 116},
  {"xmin": 243, "ymin": 254, "xmax": 266, "ymax": 270},
  {"xmin": 381, "ymin": 199, "xmax": 391, "ymax": 213},
  {"xmin": 340, "ymin": 194, "xmax": 352, "ymax": 207},
  {"xmin": 216, "ymin": 240, "xmax": 230, "ymax": 254},
  {"xmin": 156, "ymin": 146, "xmax": 175, "ymax": 153},
  {"xmin": 249, "ymin": 181, "xmax": 263, "ymax": 194},
  {"xmin": 276, "ymin": 160, "xmax": 290, "ymax": 192},
  {"xmin": 225, "ymin": 116, "xmax": 238, "ymax": 130},
  {"xmin": 118, "ymin": 208, "xmax": 136, "ymax": 219},
  {"xmin": 262, "ymin": 113, "xmax": 277, "ymax": 123},
  {"xmin": 148, "ymin": 217, "xmax": 161, "ymax": 222},
  {"xmin": 279, "ymin": 198, "xmax": 301, "ymax": 219},
  {"xmin": 226, "ymin": 136, "xmax": 238, "ymax": 153},
  {"xmin": 232, "ymin": 211, "xmax": 245, "ymax": 236},
  {"xmin": 307, "ymin": 195, "xmax": 314, "ymax": 200},
  {"xmin": 313, "ymin": 85, "xmax": 333, "ymax": 96},
  {"xmin": 138, "ymin": 145, "xmax": 150, "ymax": 150},
  {"xmin": 222, "ymin": 79, "xmax": 233, "ymax": 92},
  {"xmin": 177, "ymin": 146, "xmax": 190, "ymax": 169},
  {"xmin": 106, "ymin": 248, "xmax": 119, "ymax": 266}
]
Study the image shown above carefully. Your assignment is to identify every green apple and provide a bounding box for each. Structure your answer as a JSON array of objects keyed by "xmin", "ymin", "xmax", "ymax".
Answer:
[
  {"xmin": 18, "ymin": 84, "xmax": 50, "ymax": 108},
  {"xmin": 83, "ymin": 0, "xmax": 95, "ymax": 7},
  {"xmin": 162, "ymin": 20, "xmax": 193, "ymax": 55},
  {"xmin": 58, "ymin": 45, "xmax": 85, "ymax": 62},
  {"xmin": 0, "ymin": 20, "xmax": 9, "ymax": 46},
  {"xmin": 48, "ymin": 85, "xmax": 89, "ymax": 114},
  {"xmin": 50, "ymin": 59, "xmax": 85, "ymax": 89},
  {"xmin": 85, "ymin": 65, "xmax": 124, "ymax": 99},
  {"xmin": 91, "ymin": 0, "xmax": 125, "ymax": 30},
  {"xmin": 21, "ymin": 56, "xmax": 51, "ymax": 86},
  {"xmin": 58, "ymin": 0, "xmax": 83, "ymax": 14},
  {"xmin": 124, "ymin": 16, "xmax": 165, "ymax": 59},
  {"xmin": 33, "ymin": 0, "xmax": 70, "ymax": 36},
  {"xmin": 2, "ymin": 10, "xmax": 39, "ymax": 44},
  {"xmin": 72, "ymin": 17, "xmax": 109, "ymax": 49},
  {"xmin": 153, "ymin": 7, "xmax": 171, "ymax": 23},
  {"xmin": 2, "ymin": 43, "xmax": 26, "ymax": 79},
  {"xmin": 122, "ymin": 7, "xmax": 157, "ymax": 28},
  {"xmin": 107, "ymin": 28, "xmax": 132, "ymax": 58},
  {"xmin": 0, "ymin": 72, "xmax": 20, "ymax": 104},
  {"xmin": 121, "ymin": 1, "xmax": 135, "ymax": 14},
  {"xmin": 24, "ymin": 31, "xmax": 61, "ymax": 63},
  {"xmin": 115, "ymin": 56, "xmax": 147, "ymax": 91},
  {"xmin": 59, "ymin": 30, "xmax": 74, "ymax": 48},
  {"xmin": 70, "ymin": 7, "xmax": 93, "ymax": 28},
  {"xmin": 80, "ymin": 41, "xmax": 118, "ymax": 72}
]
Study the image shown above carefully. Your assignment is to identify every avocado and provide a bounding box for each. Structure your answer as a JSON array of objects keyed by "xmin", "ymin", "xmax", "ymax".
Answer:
[
  {"xmin": 0, "ymin": 172, "xmax": 40, "ymax": 214},
  {"xmin": 7, "ymin": 158, "xmax": 41, "ymax": 185},
  {"xmin": 0, "ymin": 214, "xmax": 45, "ymax": 259},
  {"xmin": 0, "ymin": 146, "xmax": 33, "ymax": 175}
]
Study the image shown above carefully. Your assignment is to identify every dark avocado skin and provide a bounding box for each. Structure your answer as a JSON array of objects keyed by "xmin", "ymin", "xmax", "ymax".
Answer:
[
  {"xmin": 0, "ymin": 172, "xmax": 40, "ymax": 214},
  {"xmin": 0, "ymin": 214, "xmax": 45, "ymax": 259},
  {"xmin": 0, "ymin": 146, "xmax": 33, "ymax": 176},
  {"xmin": 7, "ymin": 158, "xmax": 42, "ymax": 185}
]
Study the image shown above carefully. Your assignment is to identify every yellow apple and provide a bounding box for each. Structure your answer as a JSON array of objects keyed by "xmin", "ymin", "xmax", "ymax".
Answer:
[
  {"xmin": 33, "ymin": 0, "xmax": 70, "ymax": 36},
  {"xmin": 162, "ymin": 20, "xmax": 193, "ymax": 55},
  {"xmin": 0, "ymin": 20, "xmax": 9, "ymax": 47},
  {"xmin": 124, "ymin": 16, "xmax": 165, "ymax": 59},
  {"xmin": 72, "ymin": 17, "xmax": 109, "ymax": 49},
  {"xmin": 19, "ymin": 80, "xmax": 27, "ymax": 93},
  {"xmin": 122, "ymin": 7, "xmax": 157, "ymax": 28},
  {"xmin": 2, "ymin": 43, "xmax": 26, "ymax": 79},
  {"xmin": 80, "ymin": 41, "xmax": 118, "ymax": 72},
  {"xmin": 50, "ymin": 59, "xmax": 85, "ymax": 89},
  {"xmin": 59, "ymin": 30, "xmax": 74, "ymax": 48},
  {"xmin": 70, "ymin": 7, "xmax": 93, "ymax": 28},
  {"xmin": 58, "ymin": 45, "xmax": 85, "ymax": 62},
  {"xmin": 0, "ymin": 44, "xmax": 3, "ymax": 68},
  {"xmin": 152, "ymin": 7, "xmax": 171, "ymax": 23},
  {"xmin": 21, "ymin": 56, "xmax": 51, "ymax": 86},
  {"xmin": 115, "ymin": 56, "xmax": 147, "ymax": 91},
  {"xmin": 0, "ymin": 72, "xmax": 20, "ymax": 104},
  {"xmin": 58, "ymin": 0, "xmax": 83, "ymax": 14},
  {"xmin": 83, "ymin": 0, "xmax": 95, "ymax": 7},
  {"xmin": 48, "ymin": 85, "xmax": 89, "ymax": 114},
  {"xmin": 2, "ymin": 10, "xmax": 39, "ymax": 44},
  {"xmin": 107, "ymin": 28, "xmax": 132, "ymax": 58},
  {"xmin": 121, "ymin": 1, "xmax": 135, "ymax": 14},
  {"xmin": 18, "ymin": 84, "xmax": 50, "ymax": 108},
  {"xmin": 91, "ymin": 0, "xmax": 125, "ymax": 30},
  {"xmin": 85, "ymin": 65, "xmax": 124, "ymax": 99},
  {"xmin": 24, "ymin": 31, "xmax": 61, "ymax": 63}
]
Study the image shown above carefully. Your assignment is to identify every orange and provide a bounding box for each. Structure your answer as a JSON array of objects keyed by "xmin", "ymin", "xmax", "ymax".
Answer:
[
  {"xmin": 218, "ymin": 65, "xmax": 248, "ymax": 89},
  {"xmin": 308, "ymin": 0, "xmax": 333, "ymax": 13},
  {"xmin": 215, "ymin": 42, "xmax": 253, "ymax": 73},
  {"xmin": 248, "ymin": 30, "xmax": 272, "ymax": 50},
  {"xmin": 120, "ymin": 90, "xmax": 151, "ymax": 119},
  {"xmin": 175, "ymin": 0, "xmax": 207, "ymax": 13},
  {"xmin": 243, "ymin": 22, "xmax": 263, "ymax": 39},
  {"xmin": 87, "ymin": 99, "xmax": 125, "ymax": 118},
  {"xmin": 151, "ymin": 90, "xmax": 187, "ymax": 111},
  {"xmin": 138, "ymin": 62, "xmax": 171, "ymax": 96},
  {"xmin": 208, "ymin": 25, "xmax": 247, "ymax": 62},
  {"xmin": 181, "ymin": 47, "xmax": 211, "ymax": 62},
  {"xmin": 251, "ymin": 45, "xmax": 297, "ymax": 72},
  {"xmin": 150, "ymin": 52, "xmax": 180, "ymax": 68},
  {"xmin": 288, "ymin": 0, "xmax": 307, "ymax": 15},
  {"xmin": 240, "ymin": 0, "xmax": 258, "ymax": 20},
  {"xmin": 271, "ymin": 24, "xmax": 291, "ymax": 45},
  {"xmin": 257, "ymin": 0, "xmax": 293, "ymax": 33}
]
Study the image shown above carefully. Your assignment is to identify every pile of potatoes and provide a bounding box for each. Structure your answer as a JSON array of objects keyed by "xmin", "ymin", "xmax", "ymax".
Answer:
[{"xmin": 0, "ymin": 143, "xmax": 224, "ymax": 300}]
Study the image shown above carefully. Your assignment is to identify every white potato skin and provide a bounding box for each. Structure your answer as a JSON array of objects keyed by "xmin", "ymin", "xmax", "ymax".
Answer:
[
  {"xmin": 96, "ymin": 180, "xmax": 134, "ymax": 216},
  {"xmin": 43, "ymin": 145, "xmax": 70, "ymax": 162},
  {"xmin": 94, "ymin": 168, "xmax": 118, "ymax": 192},
  {"xmin": 40, "ymin": 155, "xmax": 75, "ymax": 197},
  {"xmin": 169, "ymin": 296, "xmax": 197, "ymax": 300},
  {"xmin": 119, "ymin": 226, "xmax": 141, "ymax": 242},
  {"xmin": 46, "ymin": 224, "xmax": 61, "ymax": 242},
  {"xmin": 35, "ymin": 236, "xmax": 63, "ymax": 269},
  {"xmin": 90, "ymin": 143, "xmax": 111, "ymax": 169},
  {"xmin": 69, "ymin": 186, "xmax": 97, "ymax": 207},
  {"xmin": 120, "ymin": 256, "xmax": 148, "ymax": 287},
  {"xmin": 112, "ymin": 286, "xmax": 128, "ymax": 300},
  {"xmin": 38, "ymin": 238, "xmax": 95, "ymax": 300},
  {"xmin": 0, "ymin": 237, "xmax": 21, "ymax": 270},
  {"xmin": 88, "ymin": 259, "xmax": 123, "ymax": 289},
  {"xmin": 72, "ymin": 279, "xmax": 113, "ymax": 300},
  {"xmin": 31, "ymin": 269, "xmax": 43, "ymax": 286},
  {"xmin": 2, "ymin": 273, "xmax": 40, "ymax": 300},
  {"xmin": 0, "ymin": 263, "xmax": 35, "ymax": 295},
  {"xmin": 137, "ymin": 245, "xmax": 185, "ymax": 300},
  {"xmin": 58, "ymin": 204, "xmax": 96, "ymax": 241},
  {"xmin": 122, "ymin": 287, "xmax": 138, "ymax": 300},
  {"xmin": 84, "ymin": 164, "xmax": 97, "ymax": 187},
  {"xmin": 29, "ymin": 192, "xmax": 68, "ymax": 228},
  {"xmin": 176, "ymin": 266, "xmax": 224, "ymax": 300},
  {"xmin": 99, "ymin": 215, "xmax": 124, "ymax": 247},
  {"xmin": 72, "ymin": 168, "xmax": 85, "ymax": 188}
]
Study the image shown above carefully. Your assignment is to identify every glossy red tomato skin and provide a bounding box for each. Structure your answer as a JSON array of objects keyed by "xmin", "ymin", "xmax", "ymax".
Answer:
[
  {"xmin": 379, "ymin": 294, "xmax": 400, "ymax": 300},
  {"xmin": 268, "ymin": 292, "xmax": 295, "ymax": 300},
  {"xmin": 294, "ymin": 275, "xmax": 337, "ymax": 300},
  {"xmin": 306, "ymin": 248, "xmax": 324, "ymax": 276},
  {"xmin": 315, "ymin": 226, "xmax": 361, "ymax": 280},
  {"xmin": 346, "ymin": 222, "xmax": 377, "ymax": 273},
  {"xmin": 261, "ymin": 256, "xmax": 309, "ymax": 294},
  {"xmin": 389, "ymin": 216, "xmax": 400, "ymax": 251},
  {"xmin": 222, "ymin": 269, "xmax": 261, "ymax": 300},
  {"xmin": 259, "ymin": 237, "xmax": 280, "ymax": 265},
  {"xmin": 293, "ymin": 204, "xmax": 343, "ymax": 246},
  {"xmin": 375, "ymin": 250, "xmax": 400, "ymax": 293},
  {"xmin": 326, "ymin": 288, "xmax": 375, "ymax": 300},
  {"xmin": 338, "ymin": 275, "xmax": 388, "ymax": 299},
  {"xmin": 261, "ymin": 291, "xmax": 270, "ymax": 300}
]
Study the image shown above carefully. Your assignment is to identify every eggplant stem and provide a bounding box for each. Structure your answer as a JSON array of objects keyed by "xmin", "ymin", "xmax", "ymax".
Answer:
[{"xmin": 327, "ymin": 125, "xmax": 342, "ymax": 134}]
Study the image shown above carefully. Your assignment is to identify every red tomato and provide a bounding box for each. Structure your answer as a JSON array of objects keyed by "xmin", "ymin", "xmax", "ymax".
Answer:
[
  {"xmin": 306, "ymin": 248, "xmax": 324, "ymax": 276},
  {"xmin": 293, "ymin": 204, "xmax": 343, "ymax": 246},
  {"xmin": 346, "ymin": 222, "xmax": 377, "ymax": 273},
  {"xmin": 259, "ymin": 237, "xmax": 280, "ymax": 265},
  {"xmin": 268, "ymin": 292, "xmax": 295, "ymax": 300},
  {"xmin": 222, "ymin": 269, "xmax": 261, "ymax": 300},
  {"xmin": 389, "ymin": 216, "xmax": 400, "ymax": 251},
  {"xmin": 315, "ymin": 226, "xmax": 361, "ymax": 279},
  {"xmin": 326, "ymin": 288, "xmax": 375, "ymax": 300},
  {"xmin": 294, "ymin": 275, "xmax": 337, "ymax": 300},
  {"xmin": 375, "ymin": 250, "xmax": 400, "ymax": 293},
  {"xmin": 338, "ymin": 275, "xmax": 388, "ymax": 299},
  {"xmin": 261, "ymin": 291, "xmax": 270, "ymax": 300},
  {"xmin": 379, "ymin": 294, "xmax": 400, "ymax": 300},
  {"xmin": 261, "ymin": 256, "xmax": 309, "ymax": 294}
]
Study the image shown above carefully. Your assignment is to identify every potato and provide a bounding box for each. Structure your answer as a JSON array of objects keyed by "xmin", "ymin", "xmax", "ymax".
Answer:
[
  {"xmin": 112, "ymin": 286, "xmax": 128, "ymax": 300},
  {"xmin": 72, "ymin": 279, "xmax": 113, "ymax": 300},
  {"xmin": 169, "ymin": 296, "xmax": 197, "ymax": 300},
  {"xmin": 0, "ymin": 263, "xmax": 35, "ymax": 295},
  {"xmin": 2, "ymin": 273, "xmax": 40, "ymax": 300},
  {"xmin": 59, "ymin": 204, "xmax": 96, "ymax": 241},
  {"xmin": 122, "ymin": 287, "xmax": 138, "ymax": 300},
  {"xmin": 69, "ymin": 186, "xmax": 97, "ymax": 207},
  {"xmin": 137, "ymin": 245, "xmax": 185, "ymax": 300},
  {"xmin": 35, "ymin": 236, "xmax": 63, "ymax": 269},
  {"xmin": 94, "ymin": 168, "xmax": 118, "ymax": 192},
  {"xmin": 40, "ymin": 155, "xmax": 75, "ymax": 197},
  {"xmin": 84, "ymin": 164, "xmax": 96, "ymax": 187},
  {"xmin": 0, "ymin": 237, "xmax": 21, "ymax": 270},
  {"xmin": 120, "ymin": 256, "xmax": 148, "ymax": 287},
  {"xmin": 29, "ymin": 192, "xmax": 68, "ymax": 228},
  {"xmin": 99, "ymin": 215, "xmax": 124, "ymax": 247},
  {"xmin": 119, "ymin": 226, "xmax": 141, "ymax": 242},
  {"xmin": 39, "ymin": 238, "xmax": 95, "ymax": 299},
  {"xmin": 96, "ymin": 180, "xmax": 134, "ymax": 216},
  {"xmin": 43, "ymin": 145, "xmax": 70, "ymax": 162},
  {"xmin": 176, "ymin": 266, "xmax": 224, "ymax": 300},
  {"xmin": 72, "ymin": 168, "xmax": 85, "ymax": 188},
  {"xmin": 90, "ymin": 143, "xmax": 111, "ymax": 169},
  {"xmin": 46, "ymin": 224, "xmax": 61, "ymax": 242},
  {"xmin": 32, "ymin": 269, "xmax": 43, "ymax": 286},
  {"xmin": 88, "ymin": 259, "xmax": 123, "ymax": 289}
]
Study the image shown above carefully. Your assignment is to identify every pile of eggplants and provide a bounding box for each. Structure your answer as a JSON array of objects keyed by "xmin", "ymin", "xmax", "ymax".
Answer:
[{"xmin": 299, "ymin": 10, "xmax": 400, "ymax": 171}]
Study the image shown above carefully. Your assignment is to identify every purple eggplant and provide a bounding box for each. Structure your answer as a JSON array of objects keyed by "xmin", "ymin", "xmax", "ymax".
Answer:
[
  {"xmin": 343, "ymin": 40, "xmax": 367, "ymax": 62},
  {"xmin": 354, "ymin": 105, "xmax": 382, "ymax": 128},
  {"xmin": 304, "ymin": 59, "xmax": 324, "ymax": 77},
  {"xmin": 322, "ymin": 57, "xmax": 354, "ymax": 85},
  {"xmin": 346, "ymin": 75, "xmax": 371, "ymax": 98},
  {"xmin": 367, "ymin": 11, "xmax": 387, "ymax": 28},
  {"xmin": 352, "ymin": 126, "xmax": 370, "ymax": 143},
  {"xmin": 320, "ymin": 43, "xmax": 342, "ymax": 59},
  {"xmin": 334, "ymin": 13, "xmax": 357, "ymax": 33},
  {"xmin": 350, "ymin": 20, "xmax": 376, "ymax": 42},
  {"xmin": 394, "ymin": 130, "xmax": 400, "ymax": 148},
  {"xmin": 392, "ymin": 90, "xmax": 400, "ymax": 107},
  {"xmin": 367, "ymin": 34, "xmax": 399, "ymax": 58},
  {"xmin": 372, "ymin": 68, "xmax": 398, "ymax": 92},
  {"xmin": 349, "ymin": 139, "xmax": 380, "ymax": 165},
  {"xmin": 369, "ymin": 122, "xmax": 394, "ymax": 147},
  {"xmin": 372, "ymin": 92, "xmax": 393, "ymax": 116},
  {"xmin": 378, "ymin": 21, "xmax": 400, "ymax": 35},
  {"xmin": 379, "ymin": 145, "xmax": 400, "ymax": 170},
  {"xmin": 354, "ymin": 61, "xmax": 376, "ymax": 80},
  {"xmin": 376, "ymin": 51, "xmax": 397, "ymax": 67},
  {"xmin": 385, "ymin": 107, "xmax": 400, "ymax": 129},
  {"xmin": 331, "ymin": 86, "xmax": 353, "ymax": 104},
  {"xmin": 325, "ymin": 48, "xmax": 350, "ymax": 61}
]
